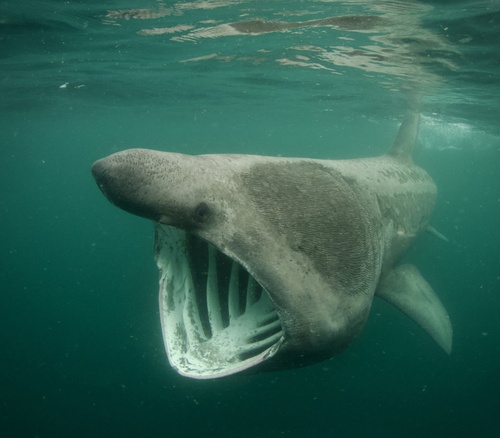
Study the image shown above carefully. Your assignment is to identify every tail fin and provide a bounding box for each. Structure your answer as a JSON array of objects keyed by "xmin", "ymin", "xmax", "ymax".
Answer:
[{"xmin": 388, "ymin": 111, "xmax": 420, "ymax": 161}]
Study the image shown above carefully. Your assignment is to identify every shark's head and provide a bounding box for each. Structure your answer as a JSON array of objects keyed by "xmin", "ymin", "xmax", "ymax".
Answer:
[{"xmin": 92, "ymin": 148, "xmax": 380, "ymax": 378}]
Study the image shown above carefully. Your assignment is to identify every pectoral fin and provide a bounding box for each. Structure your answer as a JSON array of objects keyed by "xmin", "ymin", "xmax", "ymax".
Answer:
[{"xmin": 376, "ymin": 264, "xmax": 452, "ymax": 354}]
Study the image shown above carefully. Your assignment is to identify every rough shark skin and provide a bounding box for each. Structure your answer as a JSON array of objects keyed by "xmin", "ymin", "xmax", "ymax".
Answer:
[{"xmin": 92, "ymin": 112, "xmax": 452, "ymax": 379}]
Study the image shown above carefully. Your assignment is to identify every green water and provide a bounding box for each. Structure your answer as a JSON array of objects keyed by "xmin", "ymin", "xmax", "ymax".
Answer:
[{"xmin": 1, "ymin": 1, "xmax": 499, "ymax": 437}]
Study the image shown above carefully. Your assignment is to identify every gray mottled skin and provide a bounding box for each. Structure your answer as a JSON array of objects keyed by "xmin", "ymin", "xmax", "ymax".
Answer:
[{"xmin": 92, "ymin": 112, "xmax": 451, "ymax": 376}]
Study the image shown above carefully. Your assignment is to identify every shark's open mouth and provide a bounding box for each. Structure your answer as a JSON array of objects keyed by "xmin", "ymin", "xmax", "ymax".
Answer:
[{"xmin": 154, "ymin": 224, "xmax": 284, "ymax": 379}]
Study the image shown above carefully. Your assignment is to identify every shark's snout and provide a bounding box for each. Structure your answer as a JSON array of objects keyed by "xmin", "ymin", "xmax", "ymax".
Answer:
[
  {"xmin": 91, "ymin": 153, "xmax": 133, "ymax": 199},
  {"xmin": 92, "ymin": 154, "xmax": 136, "ymax": 215},
  {"xmin": 91, "ymin": 157, "xmax": 113, "ymax": 199},
  {"xmin": 91, "ymin": 150, "xmax": 170, "ymax": 222},
  {"xmin": 91, "ymin": 157, "xmax": 105, "ymax": 180}
]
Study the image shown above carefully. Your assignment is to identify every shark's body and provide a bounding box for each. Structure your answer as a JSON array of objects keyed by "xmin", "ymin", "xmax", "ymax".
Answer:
[{"xmin": 92, "ymin": 112, "xmax": 452, "ymax": 379}]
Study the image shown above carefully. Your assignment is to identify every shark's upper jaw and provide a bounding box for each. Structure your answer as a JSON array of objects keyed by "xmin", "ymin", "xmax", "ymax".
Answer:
[{"xmin": 155, "ymin": 224, "xmax": 285, "ymax": 379}]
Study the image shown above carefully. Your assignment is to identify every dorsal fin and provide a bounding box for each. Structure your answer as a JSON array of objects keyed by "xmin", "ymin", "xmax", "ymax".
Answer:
[{"xmin": 387, "ymin": 111, "xmax": 420, "ymax": 160}]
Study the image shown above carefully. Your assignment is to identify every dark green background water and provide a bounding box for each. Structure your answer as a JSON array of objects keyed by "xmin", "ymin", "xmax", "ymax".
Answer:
[{"xmin": 1, "ymin": 1, "xmax": 499, "ymax": 437}]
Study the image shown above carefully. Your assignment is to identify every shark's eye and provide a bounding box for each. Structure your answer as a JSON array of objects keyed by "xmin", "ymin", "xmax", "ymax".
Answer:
[{"xmin": 193, "ymin": 202, "xmax": 210, "ymax": 222}]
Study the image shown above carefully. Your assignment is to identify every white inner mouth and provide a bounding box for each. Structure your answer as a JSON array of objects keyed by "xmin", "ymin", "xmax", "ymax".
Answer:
[{"xmin": 154, "ymin": 224, "xmax": 284, "ymax": 379}]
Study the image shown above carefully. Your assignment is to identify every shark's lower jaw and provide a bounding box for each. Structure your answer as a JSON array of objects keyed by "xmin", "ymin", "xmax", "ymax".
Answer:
[{"xmin": 154, "ymin": 224, "xmax": 284, "ymax": 379}]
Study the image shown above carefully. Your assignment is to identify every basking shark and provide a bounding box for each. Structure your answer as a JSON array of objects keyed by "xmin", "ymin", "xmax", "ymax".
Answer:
[{"xmin": 92, "ymin": 112, "xmax": 452, "ymax": 379}]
